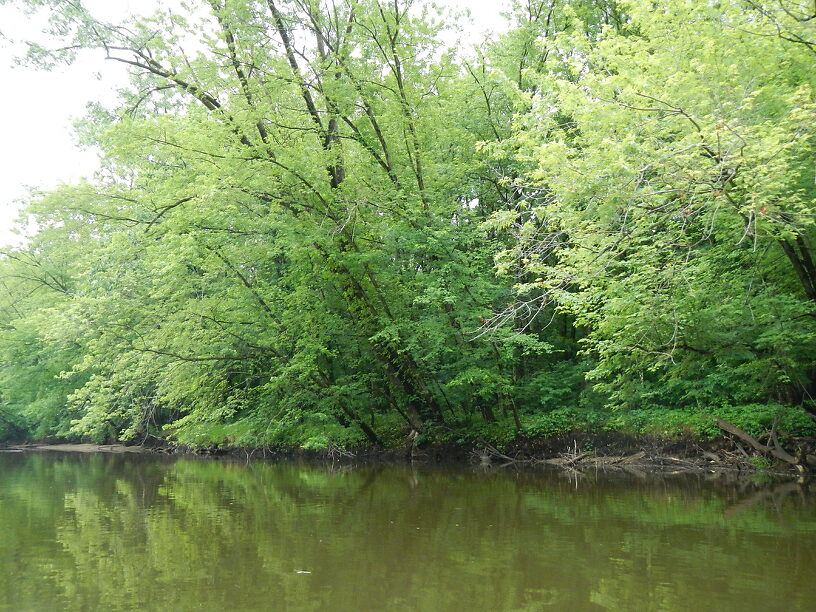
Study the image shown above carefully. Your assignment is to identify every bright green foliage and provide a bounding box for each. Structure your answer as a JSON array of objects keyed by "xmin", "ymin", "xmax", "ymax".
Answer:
[
  {"xmin": 0, "ymin": 0, "xmax": 814, "ymax": 449},
  {"xmin": 0, "ymin": 0, "xmax": 550, "ymax": 446},
  {"xmin": 490, "ymin": 0, "xmax": 816, "ymax": 419}
]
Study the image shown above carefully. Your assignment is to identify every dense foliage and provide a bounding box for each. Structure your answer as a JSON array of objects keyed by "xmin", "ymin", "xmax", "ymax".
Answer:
[{"xmin": 1, "ymin": 0, "xmax": 814, "ymax": 450}]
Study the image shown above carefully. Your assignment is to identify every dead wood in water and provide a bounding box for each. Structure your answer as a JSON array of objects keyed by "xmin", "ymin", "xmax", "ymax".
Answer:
[{"xmin": 716, "ymin": 418, "xmax": 807, "ymax": 472}]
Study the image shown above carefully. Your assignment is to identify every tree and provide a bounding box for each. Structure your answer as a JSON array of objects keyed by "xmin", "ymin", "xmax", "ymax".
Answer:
[
  {"xmin": 0, "ymin": 0, "xmax": 555, "ymax": 445},
  {"xmin": 4, "ymin": 0, "xmax": 813, "ymax": 450},
  {"xmin": 490, "ymin": 0, "xmax": 816, "ymax": 413}
]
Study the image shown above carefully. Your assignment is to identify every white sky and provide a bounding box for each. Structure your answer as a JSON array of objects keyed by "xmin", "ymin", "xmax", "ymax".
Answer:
[
  {"xmin": 0, "ymin": 0, "xmax": 155, "ymax": 246},
  {"xmin": 0, "ymin": 0, "xmax": 507, "ymax": 247}
]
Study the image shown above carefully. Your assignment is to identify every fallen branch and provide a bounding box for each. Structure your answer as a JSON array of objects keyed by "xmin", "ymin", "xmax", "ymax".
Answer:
[
  {"xmin": 620, "ymin": 451, "xmax": 647, "ymax": 464},
  {"xmin": 716, "ymin": 418, "xmax": 802, "ymax": 469},
  {"xmin": 479, "ymin": 442, "xmax": 517, "ymax": 464},
  {"xmin": 545, "ymin": 451, "xmax": 591, "ymax": 466}
]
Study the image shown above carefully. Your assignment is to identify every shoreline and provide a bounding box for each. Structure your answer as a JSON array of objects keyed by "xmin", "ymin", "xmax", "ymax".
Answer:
[
  {"xmin": 3, "ymin": 432, "xmax": 814, "ymax": 478},
  {"xmin": 0, "ymin": 443, "xmax": 155, "ymax": 454}
]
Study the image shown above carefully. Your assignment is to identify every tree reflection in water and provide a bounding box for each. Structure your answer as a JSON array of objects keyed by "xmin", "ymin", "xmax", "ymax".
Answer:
[{"xmin": 0, "ymin": 453, "xmax": 813, "ymax": 611}]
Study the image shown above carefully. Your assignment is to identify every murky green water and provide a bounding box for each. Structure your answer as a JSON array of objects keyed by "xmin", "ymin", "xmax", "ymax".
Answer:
[{"xmin": 0, "ymin": 452, "xmax": 814, "ymax": 611}]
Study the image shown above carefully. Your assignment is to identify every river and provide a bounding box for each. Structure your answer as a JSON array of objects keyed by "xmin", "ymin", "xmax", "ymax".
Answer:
[{"xmin": 0, "ymin": 451, "xmax": 813, "ymax": 611}]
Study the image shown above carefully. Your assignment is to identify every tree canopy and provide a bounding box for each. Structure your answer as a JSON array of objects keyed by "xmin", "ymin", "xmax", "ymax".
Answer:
[{"xmin": 1, "ymin": 0, "xmax": 814, "ymax": 451}]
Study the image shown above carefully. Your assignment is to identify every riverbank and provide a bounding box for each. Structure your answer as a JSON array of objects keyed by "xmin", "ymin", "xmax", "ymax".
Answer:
[
  {"xmin": 0, "ymin": 443, "xmax": 153, "ymax": 454},
  {"xmin": 4, "ymin": 430, "xmax": 814, "ymax": 476}
]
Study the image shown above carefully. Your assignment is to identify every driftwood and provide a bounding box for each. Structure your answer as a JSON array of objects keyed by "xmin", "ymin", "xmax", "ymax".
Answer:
[
  {"xmin": 480, "ymin": 441, "xmax": 711, "ymax": 471},
  {"xmin": 473, "ymin": 442, "xmax": 518, "ymax": 465},
  {"xmin": 716, "ymin": 418, "xmax": 806, "ymax": 472},
  {"xmin": 545, "ymin": 451, "xmax": 592, "ymax": 466},
  {"xmin": 472, "ymin": 427, "xmax": 810, "ymax": 475},
  {"xmin": 591, "ymin": 455, "xmax": 626, "ymax": 466},
  {"xmin": 620, "ymin": 451, "xmax": 647, "ymax": 464}
]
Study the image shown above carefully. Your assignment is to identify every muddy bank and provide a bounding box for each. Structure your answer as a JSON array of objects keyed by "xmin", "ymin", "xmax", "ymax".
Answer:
[
  {"xmin": 1, "ymin": 443, "xmax": 154, "ymax": 454},
  {"xmin": 460, "ymin": 431, "xmax": 816, "ymax": 476},
  {"xmin": 4, "ymin": 431, "xmax": 815, "ymax": 476},
  {"xmin": 162, "ymin": 430, "xmax": 816, "ymax": 476}
]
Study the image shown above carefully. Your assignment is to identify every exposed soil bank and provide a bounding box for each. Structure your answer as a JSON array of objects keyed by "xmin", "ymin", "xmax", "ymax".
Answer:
[
  {"xmin": 396, "ymin": 431, "xmax": 815, "ymax": 476},
  {"xmin": 1, "ymin": 443, "xmax": 154, "ymax": 454},
  {"xmin": 4, "ymin": 431, "xmax": 815, "ymax": 476}
]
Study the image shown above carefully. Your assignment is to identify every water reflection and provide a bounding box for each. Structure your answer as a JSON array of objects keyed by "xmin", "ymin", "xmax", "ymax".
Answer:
[{"xmin": 1, "ymin": 453, "xmax": 814, "ymax": 611}]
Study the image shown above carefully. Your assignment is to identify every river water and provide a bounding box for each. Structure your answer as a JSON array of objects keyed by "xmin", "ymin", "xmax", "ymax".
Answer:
[{"xmin": 0, "ymin": 451, "xmax": 813, "ymax": 611}]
